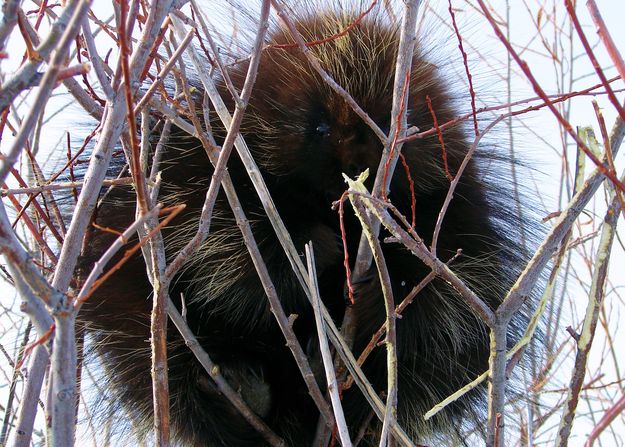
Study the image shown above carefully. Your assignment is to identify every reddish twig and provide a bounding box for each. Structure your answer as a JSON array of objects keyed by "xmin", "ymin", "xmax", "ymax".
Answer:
[
  {"xmin": 397, "ymin": 151, "xmax": 416, "ymax": 230},
  {"xmin": 119, "ymin": 0, "xmax": 149, "ymax": 215},
  {"xmin": 138, "ymin": 16, "xmax": 170, "ymax": 81},
  {"xmin": 586, "ymin": 0, "xmax": 625, "ymax": 85},
  {"xmin": 591, "ymin": 100, "xmax": 625, "ymax": 215},
  {"xmin": 16, "ymin": 323, "xmax": 55, "ymax": 369},
  {"xmin": 337, "ymin": 191, "xmax": 355, "ymax": 304},
  {"xmin": 584, "ymin": 393, "xmax": 625, "ymax": 447},
  {"xmin": 425, "ymin": 95, "xmax": 452, "ymax": 182},
  {"xmin": 494, "ymin": 413, "xmax": 502, "ymax": 447},
  {"xmin": 448, "ymin": 0, "xmax": 478, "ymax": 137}
]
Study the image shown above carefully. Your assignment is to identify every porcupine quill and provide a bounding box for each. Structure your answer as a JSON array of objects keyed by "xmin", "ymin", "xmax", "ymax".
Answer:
[{"xmin": 76, "ymin": 4, "xmax": 537, "ymax": 446}]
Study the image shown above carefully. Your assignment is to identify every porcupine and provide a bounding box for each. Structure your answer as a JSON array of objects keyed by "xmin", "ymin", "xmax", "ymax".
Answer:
[{"xmin": 76, "ymin": 4, "xmax": 537, "ymax": 446}]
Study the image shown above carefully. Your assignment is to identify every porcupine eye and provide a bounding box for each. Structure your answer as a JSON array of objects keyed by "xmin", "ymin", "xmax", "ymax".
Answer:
[{"xmin": 315, "ymin": 121, "xmax": 331, "ymax": 138}]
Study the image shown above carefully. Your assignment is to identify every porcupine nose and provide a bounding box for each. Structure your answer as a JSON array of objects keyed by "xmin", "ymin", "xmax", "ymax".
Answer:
[
  {"xmin": 339, "ymin": 140, "xmax": 370, "ymax": 178},
  {"xmin": 345, "ymin": 162, "xmax": 364, "ymax": 177}
]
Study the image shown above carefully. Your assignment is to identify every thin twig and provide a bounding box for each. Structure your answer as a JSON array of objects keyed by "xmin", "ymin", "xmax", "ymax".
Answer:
[
  {"xmin": 306, "ymin": 244, "xmax": 352, "ymax": 447},
  {"xmin": 0, "ymin": 178, "xmax": 133, "ymax": 196}
]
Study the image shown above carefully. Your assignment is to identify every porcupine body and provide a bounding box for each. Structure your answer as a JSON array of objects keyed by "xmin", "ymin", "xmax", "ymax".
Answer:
[{"xmin": 77, "ymin": 5, "xmax": 535, "ymax": 446}]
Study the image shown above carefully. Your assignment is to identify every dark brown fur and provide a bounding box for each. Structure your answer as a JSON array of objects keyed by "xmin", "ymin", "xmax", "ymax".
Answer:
[{"xmin": 77, "ymin": 10, "xmax": 532, "ymax": 446}]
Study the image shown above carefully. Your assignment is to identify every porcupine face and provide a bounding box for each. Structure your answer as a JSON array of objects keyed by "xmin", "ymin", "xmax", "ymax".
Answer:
[{"xmin": 239, "ymin": 15, "xmax": 396, "ymax": 201}]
